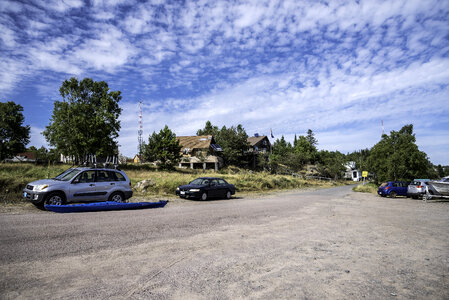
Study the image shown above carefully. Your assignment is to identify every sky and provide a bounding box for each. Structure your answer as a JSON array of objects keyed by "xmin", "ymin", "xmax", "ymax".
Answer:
[{"xmin": 1, "ymin": 0, "xmax": 449, "ymax": 164}]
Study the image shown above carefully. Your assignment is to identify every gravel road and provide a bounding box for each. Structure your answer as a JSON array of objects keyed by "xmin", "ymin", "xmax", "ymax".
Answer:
[{"xmin": 1, "ymin": 185, "xmax": 448, "ymax": 299}]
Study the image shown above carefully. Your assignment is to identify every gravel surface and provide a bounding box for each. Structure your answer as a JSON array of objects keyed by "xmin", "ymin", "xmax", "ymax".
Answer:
[{"xmin": 0, "ymin": 185, "xmax": 448, "ymax": 299}]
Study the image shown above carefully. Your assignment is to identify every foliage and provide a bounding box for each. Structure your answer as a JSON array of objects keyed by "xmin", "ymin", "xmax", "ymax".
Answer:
[
  {"xmin": 366, "ymin": 124, "xmax": 434, "ymax": 183},
  {"xmin": 346, "ymin": 148, "xmax": 370, "ymax": 171},
  {"xmin": 27, "ymin": 146, "xmax": 60, "ymax": 163},
  {"xmin": 43, "ymin": 77, "xmax": 122, "ymax": 160},
  {"xmin": 0, "ymin": 101, "xmax": 30, "ymax": 161},
  {"xmin": 197, "ymin": 121, "xmax": 249, "ymax": 167},
  {"xmin": 436, "ymin": 165, "xmax": 449, "ymax": 178},
  {"xmin": 0, "ymin": 163, "xmax": 343, "ymax": 204},
  {"xmin": 270, "ymin": 131, "xmax": 319, "ymax": 173},
  {"xmin": 196, "ymin": 120, "xmax": 219, "ymax": 136},
  {"xmin": 316, "ymin": 150, "xmax": 346, "ymax": 179},
  {"xmin": 142, "ymin": 125, "xmax": 182, "ymax": 169}
]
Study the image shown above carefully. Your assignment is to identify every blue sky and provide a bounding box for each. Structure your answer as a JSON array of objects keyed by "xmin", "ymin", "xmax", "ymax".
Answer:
[{"xmin": 1, "ymin": 0, "xmax": 449, "ymax": 164}]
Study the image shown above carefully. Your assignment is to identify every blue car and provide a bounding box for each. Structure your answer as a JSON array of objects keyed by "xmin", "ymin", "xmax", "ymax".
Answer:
[{"xmin": 377, "ymin": 181, "xmax": 409, "ymax": 198}]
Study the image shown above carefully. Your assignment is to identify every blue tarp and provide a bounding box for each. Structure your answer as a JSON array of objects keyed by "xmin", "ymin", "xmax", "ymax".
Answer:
[{"xmin": 45, "ymin": 200, "xmax": 168, "ymax": 213}]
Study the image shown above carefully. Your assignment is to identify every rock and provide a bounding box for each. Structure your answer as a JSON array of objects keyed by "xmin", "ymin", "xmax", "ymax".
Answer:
[{"xmin": 134, "ymin": 179, "xmax": 156, "ymax": 192}]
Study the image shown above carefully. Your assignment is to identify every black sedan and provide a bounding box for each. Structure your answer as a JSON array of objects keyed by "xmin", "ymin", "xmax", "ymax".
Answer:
[{"xmin": 176, "ymin": 177, "xmax": 235, "ymax": 200}]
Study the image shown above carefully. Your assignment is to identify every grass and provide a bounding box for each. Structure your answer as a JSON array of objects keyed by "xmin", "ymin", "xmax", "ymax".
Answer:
[
  {"xmin": 352, "ymin": 182, "xmax": 378, "ymax": 194},
  {"xmin": 0, "ymin": 163, "xmax": 344, "ymax": 205}
]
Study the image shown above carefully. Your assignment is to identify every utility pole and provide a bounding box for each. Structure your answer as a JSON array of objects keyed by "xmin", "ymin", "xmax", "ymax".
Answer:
[{"xmin": 138, "ymin": 101, "xmax": 143, "ymax": 159}]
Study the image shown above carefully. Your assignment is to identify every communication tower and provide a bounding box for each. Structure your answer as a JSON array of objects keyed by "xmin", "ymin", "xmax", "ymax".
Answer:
[{"xmin": 138, "ymin": 101, "xmax": 143, "ymax": 155}]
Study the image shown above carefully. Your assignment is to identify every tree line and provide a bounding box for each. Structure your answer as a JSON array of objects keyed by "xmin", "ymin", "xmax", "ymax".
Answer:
[{"xmin": 1, "ymin": 77, "xmax": 448, "ymax": 182}]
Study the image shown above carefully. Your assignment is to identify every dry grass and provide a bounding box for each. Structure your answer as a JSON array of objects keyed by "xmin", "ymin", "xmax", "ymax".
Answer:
[
  {"xmin": 352, "ymin": 183, "xmax": 378, "ymax": 194},
  {"xmin": 0, "ymin": 163, "xmax": 344, "ymax": 204}
]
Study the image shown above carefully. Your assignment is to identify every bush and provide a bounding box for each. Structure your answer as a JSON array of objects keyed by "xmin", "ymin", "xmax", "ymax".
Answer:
[{"xmin": 352, "ymin": 183, "xmax": 378, "ymax": 194}]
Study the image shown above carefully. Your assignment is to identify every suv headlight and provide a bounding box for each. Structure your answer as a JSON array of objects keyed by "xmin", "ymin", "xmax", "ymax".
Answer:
[
  {"xmin": 189, "ymin": 189, "xmax": 200, "ymax": 192},
  {"xmin": 34, "ymin": 184, "xmax": 49, "ymax": 191},
  {"xmin": 176, "ymin": 187, "xmax": 180, "ymax": 191}
]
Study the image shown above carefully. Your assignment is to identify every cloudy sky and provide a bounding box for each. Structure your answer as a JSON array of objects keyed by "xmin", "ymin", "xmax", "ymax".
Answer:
[{"xmin": 1, "ymin": 0, "xmax": 448, "ymax": 164}]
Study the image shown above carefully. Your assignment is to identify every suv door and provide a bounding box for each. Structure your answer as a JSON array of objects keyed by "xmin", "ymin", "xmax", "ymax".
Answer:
[
  {"xmin": 94, "ymin": 170, "xmax": 117, "ymax": 200},
  {"xmin": 69, "ymin": 170, "xmax": 101, "ymax": 202}
]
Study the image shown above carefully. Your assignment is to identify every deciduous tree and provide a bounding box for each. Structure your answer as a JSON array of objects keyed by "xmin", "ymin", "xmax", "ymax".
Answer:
[
  {"xmin": 0, "ymin": 101, "xmax": 30, "ymax": 161},
  {"xmin": 43, "ymin": 78, "xmax": 121, "ymax": 160},
  {"xmin": 367, "ymin": 124, "xmax": 433, "ymax": 183}
]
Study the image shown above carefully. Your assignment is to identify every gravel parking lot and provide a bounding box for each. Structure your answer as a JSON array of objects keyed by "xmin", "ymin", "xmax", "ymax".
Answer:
[{"xmin": 1, "ymin": 185, "xmax": 448, "ymax": 299}]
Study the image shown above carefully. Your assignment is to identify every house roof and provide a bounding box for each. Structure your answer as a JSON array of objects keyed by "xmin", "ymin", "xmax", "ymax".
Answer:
[
  {"xmin": 16, "ymin": 152, "xmax": 36, "ymax": 160},
  {"xmin": 176, "ymin": 136, "xmax": 214, "ymax": 151},
  {"xmin": 247, "ymin": 135, "xmax": 269, "ymax": 147}
]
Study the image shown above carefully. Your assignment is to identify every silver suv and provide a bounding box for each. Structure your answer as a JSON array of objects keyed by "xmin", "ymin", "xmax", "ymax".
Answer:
[
  {"xmin": 23, "ymin": 167, "xmax": 133, "ymax": 206},
  {"xmin": 407, "ymin": 179, "xmax": 429, "ymax": 199}
]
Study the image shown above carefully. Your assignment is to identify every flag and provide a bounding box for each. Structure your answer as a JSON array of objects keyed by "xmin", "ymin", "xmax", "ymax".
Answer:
[{"xmin": 270, "ymin": 128, "xmax": 274, "ymax": 138}]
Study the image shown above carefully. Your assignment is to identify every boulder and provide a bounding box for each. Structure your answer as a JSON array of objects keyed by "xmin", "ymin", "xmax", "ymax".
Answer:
[{"xmin": 134, "ymin": 179, "xmax": 156, "ymax": 192}]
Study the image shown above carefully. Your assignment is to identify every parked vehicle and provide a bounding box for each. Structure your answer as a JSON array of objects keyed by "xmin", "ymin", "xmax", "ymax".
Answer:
[
  {"xmin": 377, "ymin": 181, "xmax": 409, "ymax": 197},
  {"xmin": 23, "ymin": 167, "xmax": 133, "ymax": 207},
  {"xmin": 407, "ymin": 179, "xmax": 430, "ymax": 199},
  {"xmin": 176, "ymin": 177, "xmax": 235, "ymax": 200},
  {"xmin": 425, "ymin": 176, "xmax": 449, "ymax": 200}
]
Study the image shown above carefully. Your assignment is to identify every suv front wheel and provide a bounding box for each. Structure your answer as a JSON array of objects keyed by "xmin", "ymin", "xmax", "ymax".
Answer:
[{"xmin": 45, "ymin": 192, "xmax": 65, "ymax": 205}]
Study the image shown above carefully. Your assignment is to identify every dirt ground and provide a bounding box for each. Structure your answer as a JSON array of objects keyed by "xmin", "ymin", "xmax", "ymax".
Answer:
[{"xmin": 0, "ymin": 185, "xmax": 448, "ymax": 299}]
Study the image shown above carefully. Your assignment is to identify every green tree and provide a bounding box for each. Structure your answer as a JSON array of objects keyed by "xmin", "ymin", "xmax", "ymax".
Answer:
[
  {"xmin": 367, "ymin": 124, "xmax": 433, "ymax": 183},
  {"xmin": 197, "ymin": 121, "xmax": 249, "ymax": 167},
  {"xmin": 346, "ymin": 148, "xmax": 370, "ymax": 170},
  {"xmin": 43, "ymin": 78, "xmax": 122, "ymax": 161},
  {"xmin": 142, "ymin": 125, "xmax": 182, "ymax": 169},
  {"xmin": 0, "ymin": 101, "xmax": 30, "ymax": 161},
  {"xmin": 294, "ymin": 135, "xmax": 318, "ymax": 165},
  {"xmin": 317, "ymin": 150, "xmax": 346, "ymax": 179},
  {"xmin": 196, "ymin": 120, "xmax": 219, "ymax": 136},
  {"xmin": 306, "ymin": 129, "xmax": 318, "ymax": 148},
  {"xmin": 216, "ymin": 124, "xmax": 249, "ymax": 167}
]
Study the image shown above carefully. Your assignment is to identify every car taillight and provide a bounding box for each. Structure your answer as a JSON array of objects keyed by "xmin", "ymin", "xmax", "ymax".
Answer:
[{"xmin": 417, "ymin": 185, "xmax": 422, "ymax": 188}]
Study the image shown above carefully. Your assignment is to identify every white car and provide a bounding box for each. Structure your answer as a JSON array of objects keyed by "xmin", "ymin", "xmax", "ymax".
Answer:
[{"xmin": 23, "ymin": 167, "xmax": 133, "ymax": 207}]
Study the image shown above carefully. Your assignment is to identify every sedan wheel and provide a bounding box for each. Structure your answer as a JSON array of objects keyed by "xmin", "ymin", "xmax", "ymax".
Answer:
[
  {"xmin": 201, "ymin": 192, "xmax": 208, "ymax": 201},
  {"xmin": 389, "ymin": 191, "xmax": 397, "ymax": 198},
  {"xmin": 226, "ymin": 190, "xmax": 232, "ymax": 199},
  {"xmin": 45, "ymin": 193, "xmax": 64, "ymax": 205}
]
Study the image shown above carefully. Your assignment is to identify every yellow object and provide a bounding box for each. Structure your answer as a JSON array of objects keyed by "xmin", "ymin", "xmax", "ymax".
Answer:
[{"xmin": 362, "ymin": 171, "xmax": 368, "ymax": 177}]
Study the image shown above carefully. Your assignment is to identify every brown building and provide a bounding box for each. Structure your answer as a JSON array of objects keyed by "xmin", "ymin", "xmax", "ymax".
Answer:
[
  {"xmin": 247, "ymin": 135, "xmax": 271, "ymax": 153},
  {"xmin": 176, "ymin": 135, "xmax": 223, "ymax": 171},
  {"xmin": 247, "ymin": 135, "xmax": 272, "ymax": 169}
]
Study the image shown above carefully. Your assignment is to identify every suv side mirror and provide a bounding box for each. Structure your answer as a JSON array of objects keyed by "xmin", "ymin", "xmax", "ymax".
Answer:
[{"xmin": 72, "ymin": 178, "xmax": 80, "ymax": 184}]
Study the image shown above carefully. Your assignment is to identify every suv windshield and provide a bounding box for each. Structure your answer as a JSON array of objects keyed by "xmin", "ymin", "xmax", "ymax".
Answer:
[{"xmin": 53, "ymin": 168, "xmax": 81, "ymax": 181}]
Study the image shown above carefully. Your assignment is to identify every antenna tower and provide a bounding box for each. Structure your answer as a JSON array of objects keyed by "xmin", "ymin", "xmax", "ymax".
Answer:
[
  {"xmin": 381, "ymin": 120, "xmax": 385, "ymax": 136},
  {"xmin": 138, "ymin": 101, "xmax": 143, "ymax": 155}
]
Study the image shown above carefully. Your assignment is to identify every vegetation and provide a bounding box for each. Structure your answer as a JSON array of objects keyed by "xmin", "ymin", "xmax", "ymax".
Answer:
[
  {"xmin": 0, "ymin": 101, "xmax": 30, "ymax": 161},
  {"xmin": 366, "ymin": 124, "xmax": 435, "ymax": 183},
  {"xmin": 142, "ymin": 125, "xmax": 182, "ymax": 169},
  {"xmin": 0, "ymin": 163, "xmax": 342, "ymax": 204},
  {"xmin": 0, "ymin": 164, "xmax": 68, "ymax": 204},
  {"xmin": 352, "ymin": 183, "xmax": 378, "ymax": 194},
  {"xmin": 197, "ymin": 121, "xmax": 250, "ymax": 167},
  {"xmin": 43, "ymin": 77, "xmax": 122, "ymax": 160}
]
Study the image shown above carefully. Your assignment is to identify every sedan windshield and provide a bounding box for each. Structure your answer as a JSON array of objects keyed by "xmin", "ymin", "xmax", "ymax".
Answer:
[
  {"xmin": 190, "ymin": 178, "xmax": 209, "ymax": 185},
  {"xmin": 53, "ymin": 168, "xmax": 81, "ymax": 181}
]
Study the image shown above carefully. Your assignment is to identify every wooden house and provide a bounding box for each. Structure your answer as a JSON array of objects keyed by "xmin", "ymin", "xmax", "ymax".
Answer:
[{"xmin": 176, "ymin": 135, "xmax": 223, "ymax": 171}]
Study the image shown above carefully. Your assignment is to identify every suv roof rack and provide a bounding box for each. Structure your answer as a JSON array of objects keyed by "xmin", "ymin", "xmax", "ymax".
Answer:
[{"xmin": 74, "ymin": 154, "xmax": 121, "ymax": 170}]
